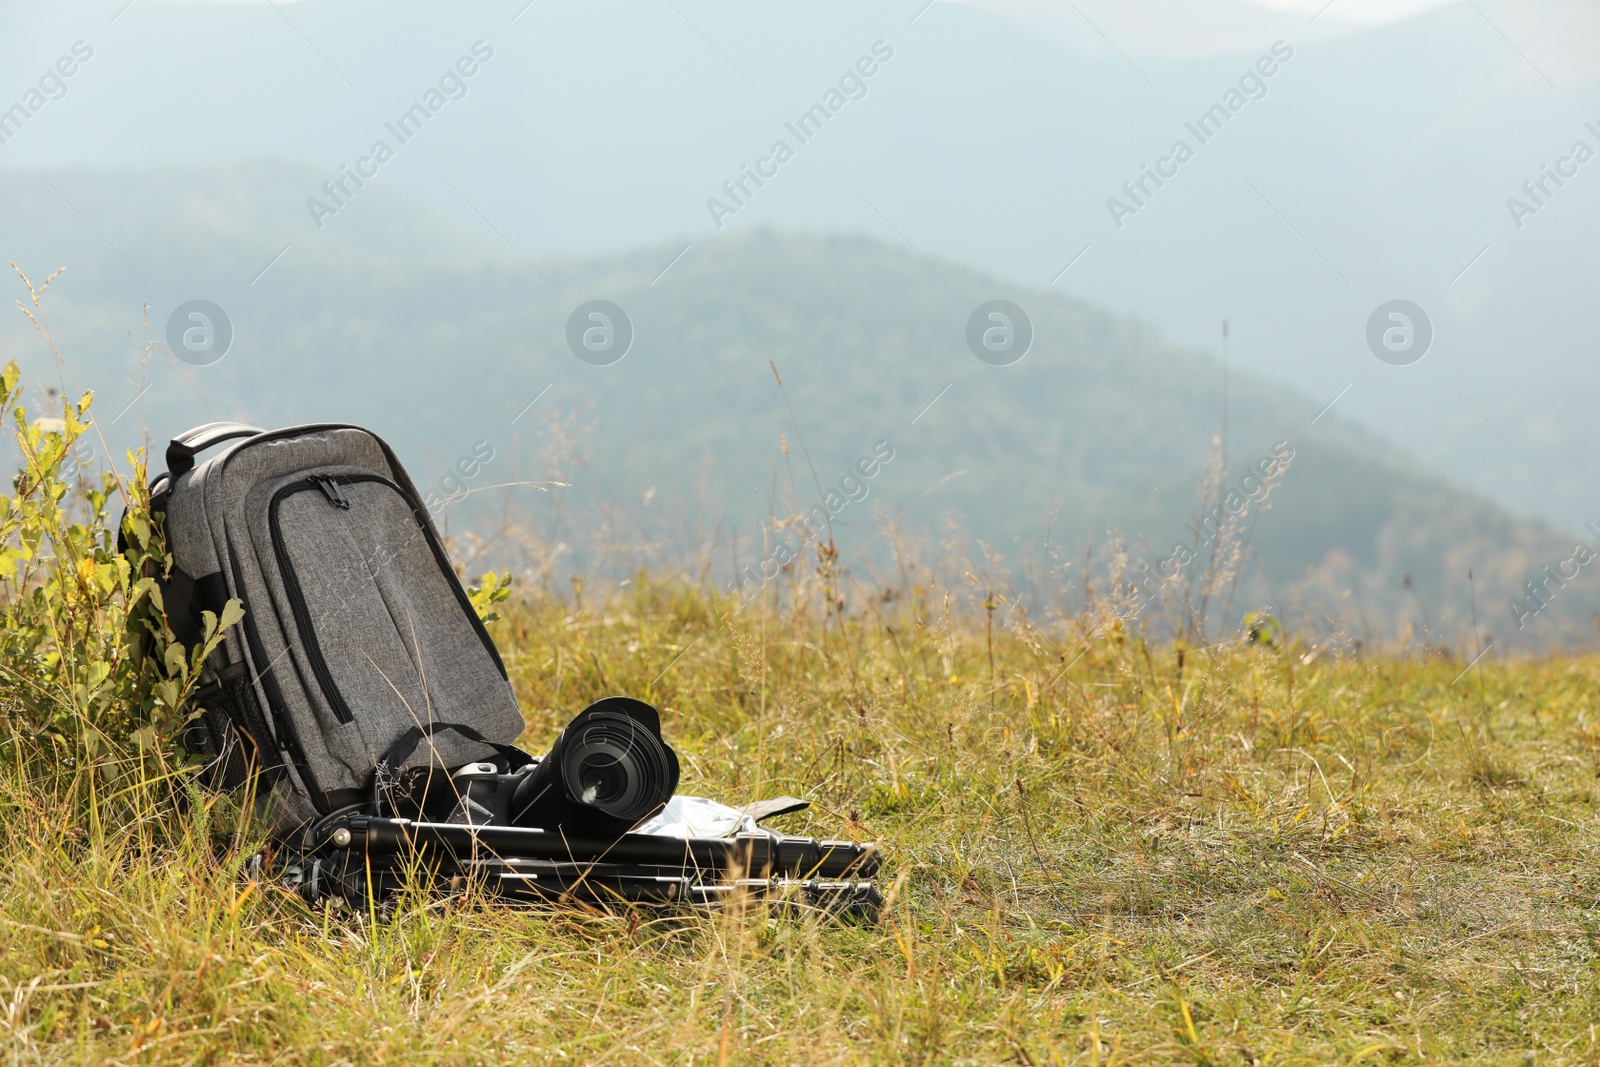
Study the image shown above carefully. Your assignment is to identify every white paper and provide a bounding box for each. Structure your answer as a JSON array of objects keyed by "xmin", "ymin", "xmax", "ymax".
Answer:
[{"xmin": 635, "ymin": 795, "xmax": 756, "ymax": 839}]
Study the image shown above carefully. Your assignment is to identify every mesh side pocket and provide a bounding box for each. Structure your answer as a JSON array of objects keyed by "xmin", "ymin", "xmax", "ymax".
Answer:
[
  {"xmin": 182, "ymin": 705, "xmax": 252, "ymax": 792},
  {"xmin": 189, "ymin": 663, "xmax": 288, "ymax": 792},
  {"xmin": 224, "ymin": 663, "xmax": 287, "ymax": 784}
]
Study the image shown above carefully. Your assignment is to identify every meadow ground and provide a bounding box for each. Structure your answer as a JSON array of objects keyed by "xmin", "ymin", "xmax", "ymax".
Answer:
[
  {"xmin": 6, "ymin": 577, "xmax": 1600, "ymax": 1065},
  {"xmin": 0, "ymin": 339, "xmax": 1596, "ymax": 1064}
]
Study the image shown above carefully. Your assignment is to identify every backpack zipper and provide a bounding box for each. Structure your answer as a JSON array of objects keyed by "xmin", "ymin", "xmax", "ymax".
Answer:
[{"xmin": 312, "ymin": 475, "xmax": 350, "ymax": 509}]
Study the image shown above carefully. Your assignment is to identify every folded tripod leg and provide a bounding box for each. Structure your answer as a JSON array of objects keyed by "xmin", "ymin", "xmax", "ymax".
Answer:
[{"xmin": 280, "ymin": 816, "xmax": 883, "ymax": 923}]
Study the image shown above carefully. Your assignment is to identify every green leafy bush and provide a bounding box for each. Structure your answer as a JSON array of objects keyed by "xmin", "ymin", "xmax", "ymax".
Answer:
[{"xmin": 0, "ymin": 359, "xmax": 235, "ymax": 818}]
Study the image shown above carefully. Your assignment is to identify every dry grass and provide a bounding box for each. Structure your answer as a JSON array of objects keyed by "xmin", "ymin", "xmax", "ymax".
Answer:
[{"xmin": 5, "ymin": 577, "xmax": 1600, "ymax": 1064}]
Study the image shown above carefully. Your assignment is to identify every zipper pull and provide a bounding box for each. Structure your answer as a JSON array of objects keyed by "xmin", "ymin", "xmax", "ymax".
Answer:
[{"xmin": 313, "ymin": 475, "xmax": 351, "ymax": 509}]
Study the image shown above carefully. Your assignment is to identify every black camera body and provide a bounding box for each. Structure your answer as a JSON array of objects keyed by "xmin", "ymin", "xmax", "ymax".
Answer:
[{"xmin": 379, "ymin": 697, "xmax": 680, "ymax": 835}]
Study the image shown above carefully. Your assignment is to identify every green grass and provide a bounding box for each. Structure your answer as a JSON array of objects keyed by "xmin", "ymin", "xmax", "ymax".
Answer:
[{"xmin": 6, "ymin": 579, "xmax": 1600, "ymax": 1065}]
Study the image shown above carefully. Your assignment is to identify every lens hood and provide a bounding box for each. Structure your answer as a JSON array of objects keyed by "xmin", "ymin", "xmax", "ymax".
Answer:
[{"xmin": 511, "ymin": 697, "xmax": 680, "ymax": 833}]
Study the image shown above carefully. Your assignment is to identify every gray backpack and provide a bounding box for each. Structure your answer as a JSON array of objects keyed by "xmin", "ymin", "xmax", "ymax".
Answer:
[{"xmin": 148, "ymin": 422, "xmax": 526, "ymax": 837}]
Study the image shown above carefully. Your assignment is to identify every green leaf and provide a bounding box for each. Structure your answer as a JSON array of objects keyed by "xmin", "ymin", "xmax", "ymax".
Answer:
[
  {"xmin": 219, "ymin": 597, "xmax": 246, "ymax": 631},
  {"xmin": 0, "ymin": 545, "xmax": 28, "ymax": 581},
  {"xmin": 125, "ymin": 513, "xmax": 151, "ymax": 551},
  {"xmin": 164, "ymin": 641, "xmax": 188, "ymax": 681}
]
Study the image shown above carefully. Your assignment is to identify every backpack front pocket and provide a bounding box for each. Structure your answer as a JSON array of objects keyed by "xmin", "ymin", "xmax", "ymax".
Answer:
[{"xmin": 266, "ymin": 471, "xmax": 510, "ymax": 751}]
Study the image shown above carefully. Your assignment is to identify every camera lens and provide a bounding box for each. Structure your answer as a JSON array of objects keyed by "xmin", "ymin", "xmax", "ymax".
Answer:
[
  {"xmin": 511, "ymin": 697, "xmax": 680, "ymax": 833},
  {"xmin": 558, "ymin": 708, "xmax": 675, "ymax": 822}
]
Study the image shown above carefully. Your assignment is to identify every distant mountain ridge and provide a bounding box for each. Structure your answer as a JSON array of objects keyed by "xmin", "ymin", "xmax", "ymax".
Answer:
[{"xmin": 1, "ymin": 160, "xmax": 1594, "ymax": 649}]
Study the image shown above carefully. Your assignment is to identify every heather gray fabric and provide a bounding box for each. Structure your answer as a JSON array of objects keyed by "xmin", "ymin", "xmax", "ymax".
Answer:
[{"xmin": 159, "ymin": 424, "xmax": 525, "ymax": 833}]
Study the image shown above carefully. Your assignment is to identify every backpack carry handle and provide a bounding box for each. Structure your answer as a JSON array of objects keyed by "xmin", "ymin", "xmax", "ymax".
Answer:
[{"xmin": 166, "ymin": 422, "xmax": 265, "ymax": 476}]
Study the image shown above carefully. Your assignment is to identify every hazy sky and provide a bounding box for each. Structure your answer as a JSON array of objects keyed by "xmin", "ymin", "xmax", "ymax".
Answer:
[
  {"xmin": 168, "ymin": 0, "xmax": 1459, "ymax": 21},
  {"xmin": 1233, "ymin": 0, "xmax": 1454, "ymax": 21},
  {"xmin": 116, "ymin": 0, "xmax": 1597, "ymax": 67},
  {"xmin": 946, "ymin": 0, "xmax": 1592, "ymax": 63}
]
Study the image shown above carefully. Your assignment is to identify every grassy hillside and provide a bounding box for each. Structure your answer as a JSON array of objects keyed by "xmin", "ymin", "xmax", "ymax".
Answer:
[
  {"xmin": 4, "ymin": 369, "xmax": 1600, "ymax": 1064},
  {"xmin": 9, "ymin": 560, "xmax": 1600, "ymax": 1062}
]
